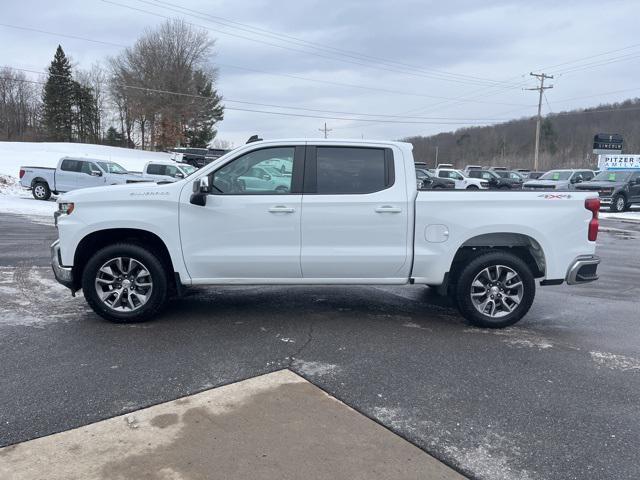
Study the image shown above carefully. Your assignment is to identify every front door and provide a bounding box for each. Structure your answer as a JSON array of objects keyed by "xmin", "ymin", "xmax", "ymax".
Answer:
[
  {"xmin": 179, "ymin": 145, "xmax": 304, "ymax": 281},
  {"xmin": 300, "ymin": 145, "xmax": 410, "ymax": 280}
]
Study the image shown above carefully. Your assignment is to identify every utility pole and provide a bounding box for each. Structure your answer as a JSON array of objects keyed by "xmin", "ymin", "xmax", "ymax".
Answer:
[
  {"xmin": 434, "ymin": 146, "xmax": 439, "ymax": 168},
  {"xmin": 526, "ymin": 72, "xmax": 553, "ymax": 171},
  {"xmin": 318, "ymin": 122, "xmax": 332, "ymax": 139}
]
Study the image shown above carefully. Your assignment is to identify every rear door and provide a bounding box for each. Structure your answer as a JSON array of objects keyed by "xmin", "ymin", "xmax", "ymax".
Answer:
[
  {"xmin": 56, "ymin": 159, "xmax": 81, "ymax": 192},
  {"xmin": 300, "ymin": 145, "xmax": 410, "ymax": 280}
]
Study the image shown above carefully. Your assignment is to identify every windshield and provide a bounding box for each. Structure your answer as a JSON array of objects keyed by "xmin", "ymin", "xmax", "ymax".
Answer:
[
  {"xmin": 539, "ymin": 170, "xmax": 572, "ymax": 181},
  {"xmin": 97, "ymin": 161, "xmax": 128, "ymax": 174},
  {"xmin": 592, "ymin": 171, "xmax": 632, "ymax": 182}
]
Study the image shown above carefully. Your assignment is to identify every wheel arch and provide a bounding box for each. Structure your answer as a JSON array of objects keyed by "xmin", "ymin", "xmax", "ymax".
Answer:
[
  {"xmin": 72, "ymin": 228, "xmax": 176, "ymax": 291},
  {"xmin": 31, "ymin": 177, "xmax": 50, "ymax": 188},
  {"xmin": 449, "ymin": 232, "xmax": 546, "ymax": 283}
]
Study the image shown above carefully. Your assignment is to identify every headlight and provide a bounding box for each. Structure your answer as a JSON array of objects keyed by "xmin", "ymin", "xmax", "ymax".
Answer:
[{"xmin": 58, "ymin": 202, "xmax": 75, "ymax": 215}]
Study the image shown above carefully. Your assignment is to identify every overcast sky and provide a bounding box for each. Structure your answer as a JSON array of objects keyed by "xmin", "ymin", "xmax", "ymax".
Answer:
[{"xmin": 2, "ymin": 0, "xmax": 640, "ymax": 147}]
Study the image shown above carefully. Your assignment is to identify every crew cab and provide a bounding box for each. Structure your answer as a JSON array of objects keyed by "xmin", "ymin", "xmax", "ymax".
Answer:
[
  {"xmin": 20, "ymin": 157, "xmax": 141, "ymax": 200},
  {"xmin": 51, "ymin": 139, "xmax": 601, "ymax": 328},
  {"xmin": 143, "ymin": 161, "xmax": 197, "ymax": 182},
  {"xmin": 435, "ymin": 168, "xmax": 490, "ymax": 189},
  {"xmin": 575, "ymin": 169, "xmax": 640, "ymax": 212}
]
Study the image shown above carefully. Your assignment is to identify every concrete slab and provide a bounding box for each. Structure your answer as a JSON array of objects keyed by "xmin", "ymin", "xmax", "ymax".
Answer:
[{"xmin": 0, "ymin": 369, "xmax": 464, "ymax": 480}]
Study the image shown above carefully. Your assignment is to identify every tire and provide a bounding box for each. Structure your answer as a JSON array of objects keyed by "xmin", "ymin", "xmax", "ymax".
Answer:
[
  {"xmin": 81, "ymin": 243, "xmax": 168, "ymax": 323},
  {"xmin": 275, "ymin": 185, "xmax": 289, "ymax": 193},
  {"xmin": 610, "ymin": 194, "xmax": 626, "ymax": 213},
  {"xmin": 433, "ymin": 185, "xmax": 444, "ymax": 190},
  {"xmin": 466, "ymin": 185, "xmax": 479, "ymax": 190},
  {"xmin": 454, "ymin": 251, "xmax": 535, "ymax": 328},
  {"xmin": 32, "ymin": 181, "xmax": 51, "ymax": 201}
]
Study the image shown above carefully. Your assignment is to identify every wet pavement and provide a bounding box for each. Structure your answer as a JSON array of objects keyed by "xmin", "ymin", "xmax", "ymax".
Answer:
[{"xmin": 1, "ymin": 213, "xmax": 639, "ymax": 480}]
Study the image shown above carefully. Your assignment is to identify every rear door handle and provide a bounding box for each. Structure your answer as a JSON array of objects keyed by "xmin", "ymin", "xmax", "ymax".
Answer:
[
  {"xmin": 268, "ymin": 205, "xmax": 295, "ymax": 213},
  {"xmin": 375, "ymin": 205, "xmax": 402, "ymax": 213}
]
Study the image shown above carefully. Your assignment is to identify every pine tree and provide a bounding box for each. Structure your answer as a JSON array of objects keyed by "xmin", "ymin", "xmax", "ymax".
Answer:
[
  {"xmin": 184, "ymin": 70, "xmax": 224, "ymax": 148},
  {"xmin": 42, "ymin": 46, "xmax": 74, "ymax": 141}
]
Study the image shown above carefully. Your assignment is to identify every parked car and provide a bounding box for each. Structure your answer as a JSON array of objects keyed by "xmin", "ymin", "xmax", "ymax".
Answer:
[
  {"xmin": 435, "ymin": 168, "xmax": 490, "ymax": 189},
  {"xmin": 19, "ymin": 157, "xmax": 142, "ymax": 200},
  {"xmin": 51, "ymin": 139, "xmax": 600, "ymax": 328},
  {"xmin": 523, "ymin": 169, "xmax": 595, "ymax": 190},
  {"xmin": 466, "ymin": 169, "xmax": 523, "ymax": 189},
  {"xmin": 575, "ymin": 169, "xmax": 640, "ymax": 212},
  {"xmin": 463, "ymin": 165, "xmax": 483, "ymax": 174},
  {"xmin": 494, "ymin": 170, "xmax": 526, "ymax": 185},
  {"xmin": 416, "ymin": 168, "xmax": 455, "ymax": 190},
  {"xmin": 143, "ymin": 161, "xmax": 198, "ymax": 182}
]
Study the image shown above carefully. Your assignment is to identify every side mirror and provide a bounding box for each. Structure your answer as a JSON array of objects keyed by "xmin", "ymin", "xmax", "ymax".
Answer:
[
  {"xmin": 90, "ymin": 170, "xmax": 102, "ymax": 177},
  {"xmin": 262, "ymin": 173, "xmax": 272, "ymax": 181},
  {"xmin": 190, "ymin": 177, "xmax": 210, "ymax": 206},
  {"xmin": 175, "ymin": 172, "xmax": 185, "ymax": 179}
]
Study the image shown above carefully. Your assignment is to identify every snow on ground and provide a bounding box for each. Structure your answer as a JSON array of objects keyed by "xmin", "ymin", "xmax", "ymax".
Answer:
[
  {"xmin": 600, "ymin": 209, "xmax": 640, "ymax": 222},
  {"xmin": 0, "ymin": 141, "xmax": 171, "ymax": 218}
]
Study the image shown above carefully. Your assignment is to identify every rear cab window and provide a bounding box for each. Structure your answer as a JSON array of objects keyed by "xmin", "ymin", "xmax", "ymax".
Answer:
[{"xmin": 305, "ymin": 146, "xmax": 394, "ymax": 194}]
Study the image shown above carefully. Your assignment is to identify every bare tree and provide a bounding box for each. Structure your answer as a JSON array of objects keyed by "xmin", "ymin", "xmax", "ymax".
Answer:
[
  {"xmin": 108, "ymin": 19, "xmax": 223, "ymax": 150},
  {"xmin": 0, "ymin": 67, "xmax": 42, "ymax": 141}
]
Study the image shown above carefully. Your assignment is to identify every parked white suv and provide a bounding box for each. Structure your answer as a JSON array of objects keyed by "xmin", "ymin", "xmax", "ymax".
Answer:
[
  {"xmin": 51, "ymin": 139, "xmax": 600, "ymax": 328},
  {"xmin": 435, "ymin": 168, "xmax": 490, "ymax": 189}
]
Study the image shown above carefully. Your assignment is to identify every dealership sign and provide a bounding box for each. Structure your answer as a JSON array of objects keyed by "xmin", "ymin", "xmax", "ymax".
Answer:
[
  {"xmin": 593, "ymin": 133, "xmax": 623, "ymax": 154},
  {"xmin": 598, "ymin": 154, "xmax": 640, "ymax": 170}
]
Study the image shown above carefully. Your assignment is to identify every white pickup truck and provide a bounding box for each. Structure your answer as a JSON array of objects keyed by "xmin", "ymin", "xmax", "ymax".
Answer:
[
  {"xmin": 51, "ymin": 139, "xmax": 601, "ymax": 328},
  {"xmin": 142, "ymin": 160, "xmax": 198, "ymax": 182},
  {"xmin": 20, "ymin": 157, "xmax": 141, "ymax": 200}
]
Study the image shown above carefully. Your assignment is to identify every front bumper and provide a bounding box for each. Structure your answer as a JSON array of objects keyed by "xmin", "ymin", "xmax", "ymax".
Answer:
[
  {"xmin": 51, "ymin": 240, "xmax": 75, "ymax": 290},
  {"xmin": 566, "ymin": 255, "xmax": 600, "ymax": 285}
]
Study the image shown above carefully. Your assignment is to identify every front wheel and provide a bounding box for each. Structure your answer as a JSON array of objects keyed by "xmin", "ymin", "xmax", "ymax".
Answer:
[
  {"xmin": 466, "ymin": 185, "xmax": 479, "ymax": 190},
  {"xmin": 454, "ymin": 251, "xmax": 535, "ymax": 328},
  {"xmin": 32, "ymin": 182, "xmax": 51, "ymax": 201},
  {"xmin": 610, "ymin": 194, "xmax": 626, "ymax": 213},
  {"xmin": 81, "ymin": 243, "xmax": 168, "ymax": 323}
]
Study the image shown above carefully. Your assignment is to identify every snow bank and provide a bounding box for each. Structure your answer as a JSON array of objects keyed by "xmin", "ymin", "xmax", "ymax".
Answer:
[
  {"xmin": 0, "ymin": 141, "xmax": 172, "ymax": 177},
  {"xmin": 0, "ymin": 174, "xmax": 56, "ymax": 220}
]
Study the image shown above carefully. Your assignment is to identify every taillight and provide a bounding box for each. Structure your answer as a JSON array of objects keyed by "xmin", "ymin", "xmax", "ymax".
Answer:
[
  {"xmin": 19, "ymin": 169, "xmax": 25, "ymax": 179},
  {"xmin": 585, "ymin": 197, "xmax": 600, "ymax": 241}
]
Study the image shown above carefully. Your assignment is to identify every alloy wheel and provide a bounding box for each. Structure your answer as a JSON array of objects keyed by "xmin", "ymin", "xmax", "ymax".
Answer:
[
  {"xmin": 470, "ymin": 265, "xmax": 524, "ymax": 318},
  {"xmin": 94, "ymin": 257, "xmax": 153, "ymax": 312}
]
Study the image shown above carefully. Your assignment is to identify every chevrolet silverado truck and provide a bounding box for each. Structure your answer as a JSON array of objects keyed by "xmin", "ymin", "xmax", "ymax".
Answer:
[
  {"xmin": 20, "ymin": 157, "xmax": 141, "ymax": 200},
  {"xmin": 142, "ymin": 160, "xmax": 198, "ymax": 182},
  {"xmin": 51, "ymin": 139, "xmax": 601, "ymax": 328}
]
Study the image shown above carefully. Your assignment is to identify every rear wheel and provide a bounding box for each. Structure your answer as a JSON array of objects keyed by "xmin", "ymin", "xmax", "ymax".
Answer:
[
  {"xmin": 455, "ymin": 251, "xmax": 535, "ymax": 328},
  {"xmin": 32, "ymin": 182, "xmax": 51, "ymax": 201},
  {"xmin": 610, "ymin": 194, "xmax": 626, "ymax": 213},
  {"xmin": 81, "ymin": 243, "xmax": 168, "ymax": 323}
]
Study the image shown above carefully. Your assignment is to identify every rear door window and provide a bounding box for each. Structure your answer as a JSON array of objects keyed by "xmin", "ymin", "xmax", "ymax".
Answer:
[
  {"xmin": 60, "ymin": 160, "xmax": 81, "ymax": 172},
  {"xmin": 314, "ymin": 147, "xmax": 390, "ymax": 194}
]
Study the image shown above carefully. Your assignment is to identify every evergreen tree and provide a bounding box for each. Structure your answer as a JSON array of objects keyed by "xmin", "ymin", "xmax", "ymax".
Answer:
[
  {"xmin": 104, "ymin": 126, "xmax": 123, "ymax": 146},
  {"xmin": 42, "ymin": 46, "xmax": 74, "ymax": 141},
  {"xmin": 184, "ymin": 70, "xmax": 224, "ymax": 148}
]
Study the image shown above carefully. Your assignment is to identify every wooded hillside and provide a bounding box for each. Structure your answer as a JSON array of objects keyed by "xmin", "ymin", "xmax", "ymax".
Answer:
[{"xmin": 404, "ymin": 99, "xmax": 640, "ymax": 170}]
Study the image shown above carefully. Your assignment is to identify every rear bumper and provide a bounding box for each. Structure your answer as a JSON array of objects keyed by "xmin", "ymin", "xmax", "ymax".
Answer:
[
  {"xmin": 566, "ymin": 255, "xmax": 600, "ymax": 285},
  {"xmin": 51, "ymin": 240, "xmax": 75, "ymax": 290}
]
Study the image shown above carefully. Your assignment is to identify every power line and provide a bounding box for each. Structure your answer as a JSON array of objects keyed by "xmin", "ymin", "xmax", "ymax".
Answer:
[
  {"xmin": 0, "ymin": 74, "xmax": 503, "ymax": 125},
  {"xmin": 103, "ymin": 0, "xmax": 523, "ymax": 89},
  {"xmin": 0, "ymin": 23, "xmax": 532, "ymax": 107}
]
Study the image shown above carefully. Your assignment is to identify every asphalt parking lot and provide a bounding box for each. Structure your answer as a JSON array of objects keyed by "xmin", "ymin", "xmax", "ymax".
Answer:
[{"xmin": 1, "ymin": 213, "xmax": 639, "ymax": 480}]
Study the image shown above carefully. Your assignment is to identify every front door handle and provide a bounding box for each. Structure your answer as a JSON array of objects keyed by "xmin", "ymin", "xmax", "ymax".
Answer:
[
  {"xmin": 375, "ymin": 205, "xmax": 402, "ymax": 213},
  {"xmin": 268, "ymin": 205, "xmax": 295, "ymax": 213}
]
